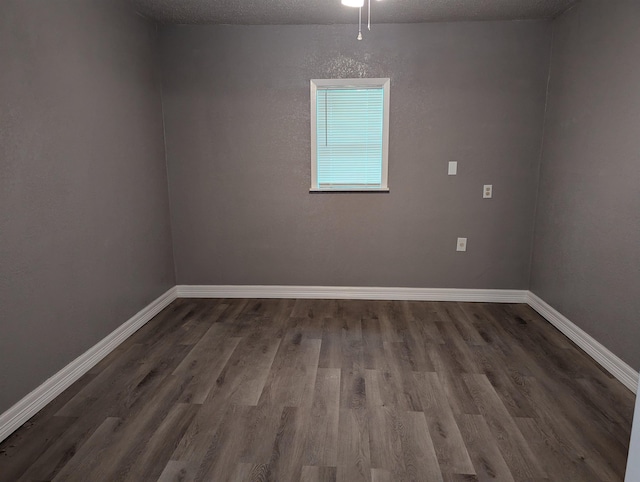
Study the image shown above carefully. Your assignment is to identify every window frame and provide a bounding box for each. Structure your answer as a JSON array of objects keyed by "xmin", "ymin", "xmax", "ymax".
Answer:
[{"xmin": 310, "ymin": 78, "xmax": 390, "ymax": 192}]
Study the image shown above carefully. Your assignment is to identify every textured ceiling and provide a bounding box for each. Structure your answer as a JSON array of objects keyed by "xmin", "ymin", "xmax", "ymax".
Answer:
[{"xmin": 129, "ymin": 0, "xmax": 579, "ymax": 25}]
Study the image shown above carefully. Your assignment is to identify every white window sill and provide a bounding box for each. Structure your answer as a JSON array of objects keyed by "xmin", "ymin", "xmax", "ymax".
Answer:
[{"xmin": 309, "ymin": 188, "xmax": 390, "ymax": 193}]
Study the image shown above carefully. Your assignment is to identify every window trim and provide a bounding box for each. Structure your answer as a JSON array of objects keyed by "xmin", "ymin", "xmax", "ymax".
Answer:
[{"xmin": 310, "ymin": 78, "xmax": 390, "ymax": 192}]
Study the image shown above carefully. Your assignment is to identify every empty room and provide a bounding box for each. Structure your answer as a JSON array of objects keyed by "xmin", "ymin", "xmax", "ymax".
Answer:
[{"xmin": 1, "ymin": 0, "xmax": 639, "ymax": 480}]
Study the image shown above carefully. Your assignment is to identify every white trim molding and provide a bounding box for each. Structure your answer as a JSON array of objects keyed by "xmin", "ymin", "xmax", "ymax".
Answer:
[
  {"xmin": 0, "ymin": 287, "xmax": 178, "ymax": 444},
  {"xmin": 176, "ymin": 285, "xmax": 528, "ymax": 303},
  {"xmin": 527, "ymin": 292, "xmax": 638, "ymax": 393},
  {"xmin": 310, "ymin": 77, "xmax": 390, "ymax": 192},
  {"xmin": 2, "ymin": 284, "xmax": 636, "ymax": 445},
  {"xmin": 177, "ymin": 285, "xmax": 637, "ymax": 393}
]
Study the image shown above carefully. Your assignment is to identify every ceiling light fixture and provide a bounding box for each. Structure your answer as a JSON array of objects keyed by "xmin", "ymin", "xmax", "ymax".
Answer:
[{"xmin": 342, "ymin": 0, "xmax": 381, "ymax": 40}]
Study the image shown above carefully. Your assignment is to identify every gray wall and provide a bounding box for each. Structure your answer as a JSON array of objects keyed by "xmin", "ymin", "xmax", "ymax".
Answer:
[
  {"xmin": 530, "ymin": 1, "xmax": 640, "ymax": 370},
  {"xmin": 0, "ymin": 1, "xmax": 175, "ymax": 413},
  {"xmin": 160, "ymin": 22, "xmax": 551, "ymax": 288}
]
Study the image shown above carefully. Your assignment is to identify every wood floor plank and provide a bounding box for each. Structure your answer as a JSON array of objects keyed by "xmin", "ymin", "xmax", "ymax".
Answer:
[
  {"xmin": 0, "ymin": 299, "xmax": 633, "ymax": 482},
  {"xmin": 124, "ymin": 402, "xmax": 198, "ymax": 482},
  {"xmin": 565, "ymin": 377, "xmax": 635, "ymax": 448},
  {"xmin": 20, "ymin": 344, "xmax": 192, "ymax": 481},
  {"xmin": 361, "ymin": 317, "xmax": 388, "ymax": 370},
  {"xmin": 401, "ymin": 300, "xmax": 445, "ymax": 344},
  {"xmin": 525, "ymin": 350, "xmax": 629, "ymax": 458},
  {"xmin": 171, "ymin": 323, "xmax": 242, "ymax": 404},
  {"xmin": 50, "ymin": 417, "xmax": 122, "ymax": 482},
  {"xmin": 382, "ymin": 341, "xmax": 426, "ymax": 411},
  {"xmin": 265, "ymin": 406, "xmax": 305, "ymax": 481},
  {"xmin": 301, "ymin": 465, "xmax": 338, "ymax": 482},
  {"xmin": 287, "ymin": 314, "xmax": 325, "ymax": 340},
  {"xmin": 225, "ymin": 332, "xmax": 282, "ymax": 369},
  {"xmin": 384, "ymin": 340, "xmax": 419, "ymax": 373},
  {"xmin": 232, "ymin": 312, "xmax": 288, "ymax": 340},
  {"xmin": 401, "ymin": 410, "xmax": 444, "ymax": 482},
  {"xmin": 461, "ymin": 303, "xmax": 513, "ymax": 352},
  {"xmin": 364, "ymin": 368, "xmax": 408, "ymax": 411},
  {"xmin": 370, "ymin": 468, "xmax": 395, "ymax": 482},
  {"xmin": 437, "ymin": 321, "xmax": 481, "ymax": 374},
  {"xmin": 341, "ymin": 318, "xmax": 365, "ymax": 371},
  {"xmin": 449, "ymin": 303, "xmax": 488, "ymax": 346},
  {"xmin": 454, "ymin": 414, "xmax": 515, "ymax": 482},
  {"xmin": 271, "ymin": 333, "xmax": 322, "ymax": 370},
  {"xmin": 54, "ymin": 342, "xmax": 157, "ymax": 417},
  {"xmin": 340, "ymin": 368, "xmax": 367, "ymax": 409},
  {"xmin": 576, "ymin": 376, "xmax": 635, "ymax": 427},
  {"xmin": 428, "ymin": 344, "xmax": 479, "ymax": 415},
  {"xmin": 216, "ymin": 365, "xmax": 272, "ymax": 406},
  {"xmin": 413, "ymin": 371, "xmax": 475, "ymax": 475},
  {"xmin": 0, "ymin": 414, "xmax": 76, "ymax": 482},
  {"xmin": 481, "ymin": 304, "xmax": 567, "ymax": 380},
  {"xmin": 17, "ymin": 415, "xmax": 109, "ymax": 481},
  {"xmin": 470, "ymin": 345, "xmax": 537, "ymax": 419},
  {"xmin": 303, "ymin": 368, "xmax": 341, "ymax": 467},
  {"xmin": 166, "ymin": 391, "xmax": 230, "ymax": 477},
  {"xmin": 515, "ymin": 416, "xmax": 600, "ymax": 482},
  {"xmin": 0, "ymin": 362, "xmax": 95, "ymax": 479},
  {"xmin": 83, "ymin": 373, "xmax": 195, "ymax": 481},
  {"xmin": 258, "ymin": 364, "xmax": 319, "ymax": 409},
  {"xmin": 241, "ymin": 463, "xmax": 271, "ymax": 481},
  {"xmin": 462, "ymin": 374, "xmax": 547, "ymax": 481},
  {"xmin": 196, "ymin": 404, "xmax": 254, "ymax": 481},
  {"xmin": 377, "ymin": 302, "xmax": 405, "ymax": 343},
  {"xmin": 178, "ymin": 301, "xmax": 229, "ymax": 345},
  {"xmin": 337, "ymin": 408, "xmax": 371, "ymax": 482},
  {"xmin": 127, "ymin": 299, "xmax": 194, "ymax": 350},
  {"xmin": 504, "ymin": 303, "xmax": 571, "ymax": 350},
  {"xmin": 229, "ymin": 462, "xmax": 263, "ymax": 481},
  {"xmin": 398, "ymin": 326, "xmax": 437, "ymax": 372},
  {"xmin": 442, "ymin": 474, "xmax": 480, "ymax": 482},
  {"xmin": 319, "ymin": 318, "xmax": 343, "ymax": 369},
  {"xmin": 336, "ymin": 299, "xmax": 375, "ymax": 322},
  {"xmin": 367, "ymin": 405, "xmax": 405, "ymax": 474},
  {"xmin": 157, "ymin": 460, "xmax": 190, "ymax": 482},
  {"xmin": 522, "ymin": 376, "xmax": 625, "ymax": 481},
  {"xmin": 219, "ymin": 298, "xmax": 250, "ymax": 324},
  {"xmin": 290, "ymin": 298, "xmax": 320, "ymax": 318}
]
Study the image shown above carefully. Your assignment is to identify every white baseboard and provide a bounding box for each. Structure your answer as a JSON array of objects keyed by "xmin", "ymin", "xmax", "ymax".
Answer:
[
  {"xmin": 527, "ymin": 292, "xmax": 638, "ymax": 393},
  {"xmin": 2, "ymin": 284, "xmax": 635, "ymax": 445},
  {"xmin": 176, "ymin": 285, "xmax": 529, "ymax": 303},
  {"xmin": 0, "ymin": 286, "xmax": 178, "ymax": 444},
  {"xmin": 177, "ymin": 285, "xmax": 637, "ymax": 393}
]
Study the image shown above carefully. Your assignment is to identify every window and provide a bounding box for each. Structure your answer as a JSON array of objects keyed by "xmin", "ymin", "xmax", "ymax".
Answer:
[{"xmin": 310, "ymin": 78, "xmax": 390, "ymax": 192}]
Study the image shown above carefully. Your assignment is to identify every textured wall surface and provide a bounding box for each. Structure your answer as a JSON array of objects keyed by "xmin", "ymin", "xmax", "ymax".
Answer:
[
  {"xmin": 530, "ymin": 1, "xmax": 640, "ymax": 370},
  {"xmin": 161, "ymin": 22, "xmax": 551, "ymax": 289},
  {"xmin": 130, "ymin": 0, "xmax": 577, "ymax": 25},
  {"xmin": 0, "ymin": 1, "xmax": 175, "ymax": 413}
]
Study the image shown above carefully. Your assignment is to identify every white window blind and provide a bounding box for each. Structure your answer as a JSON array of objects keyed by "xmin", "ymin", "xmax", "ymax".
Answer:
[{"xmin": 310, "ymin": 78, "xmax": 390, "ymax": 192}]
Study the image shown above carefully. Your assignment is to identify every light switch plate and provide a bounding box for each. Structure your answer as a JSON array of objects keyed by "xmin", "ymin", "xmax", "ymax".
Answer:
[
  {"xmin": 457, "ymin": 237, "xmax": 467, "ymax": 252},
  {"xmin": 448, "ymin": 161, "xmax": 458, "ymax": 176}
]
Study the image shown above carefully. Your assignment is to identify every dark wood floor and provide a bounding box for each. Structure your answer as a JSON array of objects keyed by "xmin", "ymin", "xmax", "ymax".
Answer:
[{"xmin": 0, "ymin": 299, "xmax": 635, "ymax": 481}]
